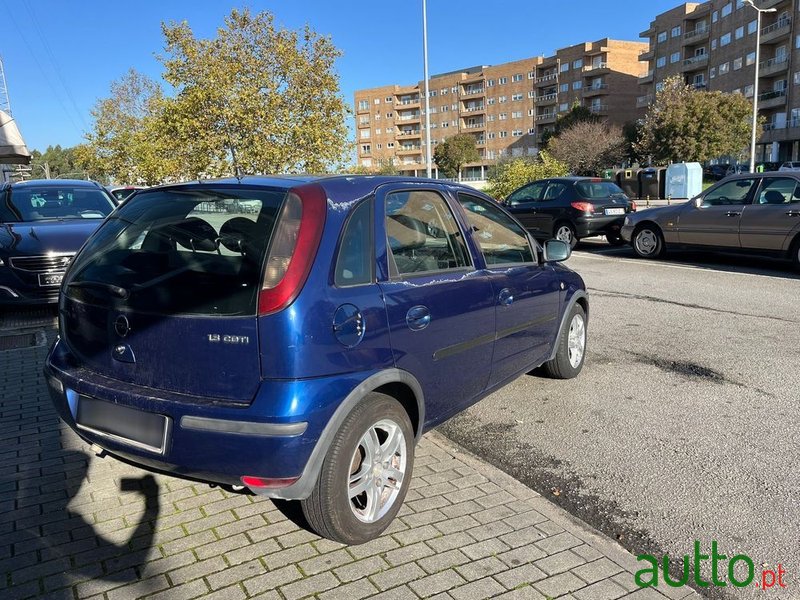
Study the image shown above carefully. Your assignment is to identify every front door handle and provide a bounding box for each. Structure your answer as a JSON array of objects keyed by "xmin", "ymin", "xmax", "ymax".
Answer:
[
  {"xmin": 786, "ymin": 210, "xmax": 800, "ymax": 217},
  {"xmin": 405, "ymin": 305, "xmax": 431, "ymax": 331},
  {"xmin": 498, "ymin": 288, "xmax": 514, "ymax": 306},
  {"xmin": 725, "ymin": 211, "xmax": 741, "ymax": 217}
]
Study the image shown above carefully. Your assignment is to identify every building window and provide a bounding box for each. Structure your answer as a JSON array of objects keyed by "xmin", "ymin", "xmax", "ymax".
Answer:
[
  {"xmin": 488, "ymin": 115, "xmax": 496, "ymax": 122},
  {"xmin": 736, "ymin": 0, "xmax": 744, "ymax": 7},
  {"xmin": 499, "ymin": 131, "xmax": 508, "ymax": 138},
  {"xmin": 358, "ymin": 100, "xmax": 369, "ymax": 110},
  {"xmin": 670, "ymin": 52, "xmax": 680, "ymax": 64},
  {"xmin": 528, "ymin": 90, "xmax": 535, "ymax": 98},
  {"xmin": 528, "ymin": 128, "xmax": 535, "ymax": 134},
  {"xmin": 559, "ymin": 103, "xmax": 569, "ymax": 112},
  {"xmin": 387, "ymin": 142, "xmax": 394, "ymax": 148},
  {"xmin": 528, "ymin": 71, "xmax": 535, "ymax": 79},
  {"xmin": 441, "ymin": 89, "xmax": 448, "ymax": 95},
  {"xmin": 710, "ymin": 66, "xmax": 716, "ymax": 78},
  {"xmin": 360, "ymin": 129, "xmax": 370, "ymax": 139},
  {"xmin": 487, "ymin": 79, "xmax": 495, "ymax": 87},
  {"xmin": 528, "ymin": 109, "xmax": 535, "ymax": 116},
  {"xmin": 712, "ymin": 10, "xmax": 718, "ymax": 22},
  {"xmin": 746, "ymin": 52, "xmax": 756, "ymax": 66},
  {"xmin": 560, "ymin": 63, "xmax": 569, "ymax": 72},
  {"xmin": 499, "ymin": 113, "xmax": 507, "ymax": 120},
  {"xmin": 733, "ymin": 57, "xmax": 743, "ymax": 70},
  {"xmin": 375, "ymin": 128, "xmax": 381, "ymax": 135},
  {"xmin": 376, "ymin": 143, "xmax": 382, "ymax": 149},
  {"xmin": 572, "ymin": 80, "xmax": 582, "ymax": 90},
  {"xmin": 712, "ymin": 38, "xmax": 718, "ymax": 50},
  {"xmin": 748, "ymin": 20, "xmax": 757, "ymax": 34},
  {"xmin": 721, "ymin": 2, "xmax": 732, "ymax": 17},
  {"xmin": 796, "ymin": 34, "xmax": 800, "ymax": 48},
  {"xmin": 657, "ymin": 31, "xmax": 667, "ymax": 43},
  {"xmin": 512, "ymin": 73, "xmax": 523, "ymax": 82},
  {"xmin": 794, "ymin": 71, "xmax": 800, "ymax": 85},
  {"xmin": 488, "ymin": 97, "xmax": 495, "ymax": 105},
  {"xmin": 560, "ymin": 83, "xmax": 569, "ymax": 92},
  {"xmin": 512, "ymin": 130, "xmax": 523, "ymax": 136},
  {"xmin": 656, "ymin": 82, "xmax": 665, "ymax": 92},
  {"xmin": 573, "ymin": 59, "xmax": 583, "ymax": 69},
  {"xmin": 359, "ymin": 115, "xmax": 369, "ymax": 125},
  {"xmin": 671, "ymin": 26, "xmax": 681, "ymax": 37},
  {"xmin": 720, "ymin": 33, "xmax": 731, "ymax": 46},
  {"xmin": 499, "ymin": 77, "xmax": 508, "ymax": 84},
  {"xmin": 361, "ymin": 158, "xmax": 372, "ymax": 167},
  {"xmin": 735, "ymin": 26, "xmax": 744, "ymax": 39},
  {"xmin": 512, "ymin": 93, "xmax": 523, "ymax": 101},
  {"xmin": 719, "ymin": 62, "xmax": 730, "ymax": 75},
  {"xmin": 451, "ymin": 86, "xmax": 458, "ymax": 93},
  {"xmin": 733, "ymin": 88, "xmax": 741, "ymax": 94},
  {"xmin": 374, "ymin": 98, "xmax": 380, "ymax": 105},
  {"xmin": 744, "ymin": 84, "xmax": 753, "ymax": 97},
  {"xmin": 385, "ymin": 97, "xmax": 392, "ymax": 103},
  {"xmin": 512, "ymin": 111, "xmax": 522, "ymax": 118},
  {"xmin": 488, "ymin": 132, "xmax": 496, "ymax": 139},
  {"xmin": 361, "ymin": 144, "xmax": 371, "ymax": 154},
  {"xmin": 499, "ymin": 96, "xmax": 507, "ymax": 103},
  {"xmin": 656, "ymin": 56, "xmax": 666, "ymax": 68}
]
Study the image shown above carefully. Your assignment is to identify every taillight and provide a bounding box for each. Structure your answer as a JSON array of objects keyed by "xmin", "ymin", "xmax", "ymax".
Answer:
[
  {"xmin": 630, "ymin": 201, "xmax": 637, "ymax": 212},
  {"xmin": 241, "ymin": 475, "xmax": 299, "ymax": 489},
  {"xmin": 571, "ymin": 201, "xmax": 595, "ymax": 213},
  {"xmin": 258, "ymin": 183, "xmax": 327, "ymax": 316}
]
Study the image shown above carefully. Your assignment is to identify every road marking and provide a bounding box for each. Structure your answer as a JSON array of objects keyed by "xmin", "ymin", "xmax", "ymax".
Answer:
[{"xmin": 571, "ymin": 251, "xmax": 799, "ymax": 282}]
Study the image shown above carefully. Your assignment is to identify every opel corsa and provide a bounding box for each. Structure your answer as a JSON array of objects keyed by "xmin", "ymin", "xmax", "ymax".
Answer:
[{"xmin": 46, "ymin": 176, "xmax": 588, "ymax": 544}]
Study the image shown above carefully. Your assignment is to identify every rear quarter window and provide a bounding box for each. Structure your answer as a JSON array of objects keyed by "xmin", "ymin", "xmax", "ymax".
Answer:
[{"xmin": 575, "ymin": 181, "xmax": 626, "ymax": 199}]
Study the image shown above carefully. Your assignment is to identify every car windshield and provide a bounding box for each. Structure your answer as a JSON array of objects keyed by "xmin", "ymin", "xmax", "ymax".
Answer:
[
  {"xmin": 575, "ymin": 181, "xmax": 627, "ymax": 199},
  {"xmin": 3, "ymin": 186, "xmax": 115, "ymax": 222}
]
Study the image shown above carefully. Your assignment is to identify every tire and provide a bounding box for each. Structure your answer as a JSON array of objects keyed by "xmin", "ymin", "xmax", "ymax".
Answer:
[
  {"xmin": 300, "ymin": 393, "xmax": 414, "ymax": 545},
  {"xmin": 632, "ymin": 224, "xmax": 665, "ymax": 259},
  {"xmin": 791, "ymin": 236, "xmax": 800, "ymax": 271},
  {"xmin": 605, "ymin": 232, "xmax": 625, "ymax": 246},
  {"xmin": 540, "ymin": 303, "xmax": 587, "ymax": 379},
  {"xmin": 554, "ymin": 222, "xmax": 578, "ymax": 248}
]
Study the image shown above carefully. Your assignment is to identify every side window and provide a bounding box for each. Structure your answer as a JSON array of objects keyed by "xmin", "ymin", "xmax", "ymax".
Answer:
[
  {"xmin": 543, "ymin": 183, "xmax": 567, "ymax": 201},
  {"xmin": 385, "ymin": 190, "xmax": 470, "ymax": 277},
  {"xmin": 457, "ymin": 193, "xmax": 535, "ymax": 265},
  {"xmin": 755, "ymin": 178, "xmax": 795, "ymax": 205},
  {"xmin": 506, "ymin": 181, "xmax": 547, "ymax": 205},
  {"xmin": 702, "ymin": 179, "xmax": 756, "ymax": 206},
  {"xmin": 794, "ymin": 183, "xmax": 800, "ymax": 203},
  {"xmin": 335, "ymin": 199, "xmax": 373, "ymax": 287}
]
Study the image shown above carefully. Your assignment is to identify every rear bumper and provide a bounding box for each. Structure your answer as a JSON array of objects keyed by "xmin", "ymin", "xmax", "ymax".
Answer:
[
  {"xmin": 621, "ymin": 223, "xmax": 635, "ymax": 243},
  {"xmin": 574, "ymin": 215, "xmax": 626, "ymax": 238},
  {"xmin": 45, "ymin": 338, "xmax": 373, "ymax": 496}
]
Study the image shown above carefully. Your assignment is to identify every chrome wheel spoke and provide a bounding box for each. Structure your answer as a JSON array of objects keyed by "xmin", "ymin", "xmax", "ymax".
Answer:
[
  {"xmin": 384, "ymin": 467, "xmax": 404, "ymax": 486},
  {"xmin": 380, "ymin": 425, "xmax": 403, "ymax": 463},
  {"xmin": 349, "ymin": 474, "xmax": 372, "ymax": 498},
  {"xmin": 365, "ymin": 482, "xmax": 382, "ymax": 521}
]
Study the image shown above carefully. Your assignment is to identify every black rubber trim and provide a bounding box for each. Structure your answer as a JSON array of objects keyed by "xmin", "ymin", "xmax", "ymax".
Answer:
[
  {"xmin": 433, "ymin": 315, "xmax": 556, "ymax": 361},
  {"xmin": 180, "ymin": 416, "xmax": 308, "ymax": 437}
]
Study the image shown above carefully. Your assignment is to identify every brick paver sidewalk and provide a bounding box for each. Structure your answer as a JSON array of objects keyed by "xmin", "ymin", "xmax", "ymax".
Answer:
[{"xmin": 0, "ymin": 311, "xmax": 698, "ymax": 599}]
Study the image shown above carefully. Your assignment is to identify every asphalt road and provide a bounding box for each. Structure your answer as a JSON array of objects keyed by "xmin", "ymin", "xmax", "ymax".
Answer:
[{"xmin": 439, "ymin": 241, "xmax": 800, "ymax": 599}]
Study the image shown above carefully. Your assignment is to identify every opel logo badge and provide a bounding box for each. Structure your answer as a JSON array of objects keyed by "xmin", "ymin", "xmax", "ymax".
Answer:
[{"xmin": 114, "ymin": 315, "xmax": 130, "ymax": 338}]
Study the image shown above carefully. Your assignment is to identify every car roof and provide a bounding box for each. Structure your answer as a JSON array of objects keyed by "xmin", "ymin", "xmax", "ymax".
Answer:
[{"xmin": 3, "ymin": 178, "xmax": 104, "ymax": 190}]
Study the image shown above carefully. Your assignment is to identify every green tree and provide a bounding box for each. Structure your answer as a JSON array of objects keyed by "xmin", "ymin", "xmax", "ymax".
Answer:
[
  {"xmin": 635, "ymin": 76, "xmax": 758, "ymax": 163},
  {"xmin": 549, "ymin": 121, "xmax": 626, "ymax": 176},
  {"xmin": 433, "ymin": 134, "xmax": 479, "ymax": 180},
  {"xmin": 484, "ymin": 151, "xmax": 569, "ymax": 200},
  {"xmin": 29, "ymin": 145, "xmax": 82, "ymax": 179},
  {"xmin": 158, "ymin": 8, "xmax": 350, "ymax": 177}
]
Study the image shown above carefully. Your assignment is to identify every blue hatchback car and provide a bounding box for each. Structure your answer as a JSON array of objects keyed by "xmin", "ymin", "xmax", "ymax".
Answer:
[{"xmin": 46, "ymin": 176, "xmax": 588, "ymax": 544}]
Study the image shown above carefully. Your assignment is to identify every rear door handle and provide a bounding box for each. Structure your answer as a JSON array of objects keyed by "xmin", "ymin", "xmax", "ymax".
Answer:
[
  {"xmin": 786, "ymin": 210, "xmax": 800, "ymax": 217},
  {"xmin": 498, "ymin": 288, "xmax": 514, "ymax": 306},
  {"xmin": 725, "ymin": 211, "xmax": 741, "ymax": 217},
  {"xmin": 405, "ymin": 305, "xmax": 431, "ymax": 331}
]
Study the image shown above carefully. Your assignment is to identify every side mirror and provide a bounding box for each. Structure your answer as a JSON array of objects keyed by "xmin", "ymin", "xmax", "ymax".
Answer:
[
  {"xmin": 543, "ymin": 239, "xmax": 571, "ymax": 263},
  {"xmin": 693, "ymin": 197, "xmax": 704, "ymax": 208}
]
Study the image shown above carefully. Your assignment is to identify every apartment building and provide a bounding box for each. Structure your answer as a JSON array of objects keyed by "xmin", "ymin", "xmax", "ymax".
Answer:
[
  {"xmin": 354, "ymin": 39, "xmax": 646, "ymax": 178},
  {"xmin": 639, "ymin": 0, "xmax": 798, "ymax": 162}
]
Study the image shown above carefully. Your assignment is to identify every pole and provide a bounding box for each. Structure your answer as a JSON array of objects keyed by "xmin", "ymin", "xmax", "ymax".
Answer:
[
  {"xmin": 749, "ymin": 8, "xmax": 762, "ymax": 173},
  {"xmin": 422, "ymin": 0, "xmax": 432, "ymax": 179}
]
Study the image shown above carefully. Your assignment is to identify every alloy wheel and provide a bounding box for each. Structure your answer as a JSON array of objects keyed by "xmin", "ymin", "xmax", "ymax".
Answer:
[{"xmin": 567, "ymin": 313, "xmax": 586, "ymax": 369}]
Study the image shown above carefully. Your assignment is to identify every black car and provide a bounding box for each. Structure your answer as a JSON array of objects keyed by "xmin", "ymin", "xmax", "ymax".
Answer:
[
  {"xmin": 503, "ymin": 177, "xmax": 636, "ymax": 246},
  {"xmin": 0, "ymin": 179, "xmax": 116, "ymax": 305}
]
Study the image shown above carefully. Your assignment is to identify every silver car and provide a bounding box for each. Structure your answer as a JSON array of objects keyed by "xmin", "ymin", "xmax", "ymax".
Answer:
[{"xmin": 620, "ymin": 173, "xmax": 800, "ymax": 269}]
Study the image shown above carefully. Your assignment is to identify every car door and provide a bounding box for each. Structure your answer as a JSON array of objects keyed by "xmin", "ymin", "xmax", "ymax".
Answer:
[
  {"xmin": 529, "ymin": 181, "xmax": 569, "ymax": 239},
  {"xmin": 376, "ymin": 184, "xmax": 496, "ymax": 428},
  {"xmin": 678, "ymin": 177, "xmax": 757, "ymax": 247},
  {"xmin": 456, "ymin": 192, "xmax": 560, "ymax": 389},
  {"xmin": 739, "ymin": 176, "xmax": 800, "ymax": 250},
  {"xmin": 504, "ymin": 181, "xmax": 548, "ymax": 234}
]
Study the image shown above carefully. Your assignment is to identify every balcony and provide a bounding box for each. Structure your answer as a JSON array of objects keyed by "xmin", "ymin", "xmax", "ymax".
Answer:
[
  {"xmin": 535, "ymin": 112, "xmax": 557, "ymax": 124},
  {"xmin": 639, "ymin": 48, "xmax": 654, "ymax": 61},
  {"xmin": 760, "ymin": 117, "xmax": 800, "ymax": 143},
  {"xmin": 396, "ymin": 146, "xmax": 422, "ymax": 155},
  {"xmin": 535, "ymin": 72, "xmax": 558, "ymax": 84},
  {"xmin": 463, "ymin": 122, "xmax": 486, "ymax": 130},
  {"xmin": 357, "ymin": 119, "xmax": 370, "ymax": 129},
  {"xmin": 583, "ymin": 62, "xmax": 609, "ymax": 73},
  {"xmin": 693, "ymin": 81, "xmax": 707, "ymax": 90},
  {"xmin": 397, "ymin": 129, "xmax": 421, "ymax": 138},
  {"xmin": 761, "ymin": 17, "xmax": 792, "ymax": 44},
  {"xmin": 397, "ymin": 113, "xmax": 421, "ymax": 123},
  {"xmin": 582, "ymin": 84, "xmax": 609, "ymax": 97},
  {"xmin": 636, "ymin": 94, "xmax": 653, "ymax": 108},
  {"xmin": 462, "ymin": 104, "xmax": 486, "ymax": 113},
  {"xmin": 638, "ymin": 70, "xmax": 654, "ymax": 83},
  {"xmin": 534, "ymin": 93, "xmax": 558, "ymax": 105},
  {"xmin": 588, "ymin": 105, "xmax": 609, "ymax": 115},
  {"xmin": 461, "ymin": 87, "xmax": 485, "ymax": 97},
  {"xmin": 395, "ymin": 98, "xmax": 420, "ymax": 107},
  {"xmin": 682, "ymin": 27, "xmax": 709, "ymax": 45},
  {"xmin": 759, "ymin": 55, "xmax": 789, "ymax": 77},
  {"xmin": 758, "ymin": 88, "xmax": 787, "ymax": 109},
  {"xmin": 681, "ymin": 54, "xmax": 708, "ymax": 72},
  {"xmin": 760, "ymin": 0, "xmax": 790, "ymax": 8}
]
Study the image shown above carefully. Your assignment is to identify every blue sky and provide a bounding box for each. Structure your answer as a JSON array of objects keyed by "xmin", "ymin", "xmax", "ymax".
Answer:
[{"xmin": 2, "ymin": 0, "xmax": 681, "ymax": 152}]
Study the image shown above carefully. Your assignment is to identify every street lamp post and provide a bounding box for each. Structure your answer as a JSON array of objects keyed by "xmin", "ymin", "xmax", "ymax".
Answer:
[
  {"xmin": 422, "ymin": 0, "xmax": 432, "ymax": 179},
  {"xmin": 744, "ymin": 0, "xmax": 776, "ymax": 172}
]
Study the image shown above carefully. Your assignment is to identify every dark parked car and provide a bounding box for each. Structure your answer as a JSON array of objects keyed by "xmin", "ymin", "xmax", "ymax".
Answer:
[
  {"xmin": 0, "ymin": 179, "xmax": 116, "ymax": 305},
  {"xmin": 503, "ymin": 177, "xmax": 636, "ymax": 247},
  {"xmin": 621, "ymin": 172, "xmax": 800, "ymax": 268},
  {"xmin": 46, "ymin": 176, "xmax": 589, "ymax": 544}
]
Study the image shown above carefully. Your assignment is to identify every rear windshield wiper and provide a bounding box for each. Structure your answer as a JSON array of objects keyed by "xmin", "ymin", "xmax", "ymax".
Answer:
[{"xmin": 67, "ymin": 281, "xmax": 129, "ymax": 299}]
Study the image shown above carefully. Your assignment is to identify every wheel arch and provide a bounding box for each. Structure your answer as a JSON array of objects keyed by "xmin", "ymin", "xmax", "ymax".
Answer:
[
  {"xmin": 546, "ymin": 290, "xmax": 589, "ymax": 362},
  {"xmin": 633, "ymin": 219, "xmax": 664, "ymax": 237},
  {"xmin": 259, "ymin": 368, "xmax": 424, "ymax": 500}
]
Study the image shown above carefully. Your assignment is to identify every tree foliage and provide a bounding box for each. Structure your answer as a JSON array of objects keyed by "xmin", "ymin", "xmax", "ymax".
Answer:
[
  {"xmin": 30, "ymin": 145, "xmax": 81, "ymax": 179},
  {"xmin": 549, "ymin": 121, "xmax": 626, "ymax": 176},
  {"xmin": 433, "ymin": 134, "xmax": 479, "ymax": 179},
  {"xmin": 635, "ymin": 76, "xmax": 758, "ymax": 163},
  {"xmin": 484, "ymin": 151, "xmax": 569, "ymax": 200},
  {"xmin": 541, "ymin": 102, "xmax": 600, "ymax": 148},
  {"xmin": 78, "ymin": 9, "xmax": 351, "ymax": 183}
]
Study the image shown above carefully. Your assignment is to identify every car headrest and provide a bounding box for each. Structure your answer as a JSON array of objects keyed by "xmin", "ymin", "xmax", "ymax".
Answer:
[
  {"xmin": 387, "ymin": 215, "xmax": 427, "ymax": 251},
  {"xmin": 219, "ymin": 217, "xmax": 258, "ymax": 254},
  {"xmin": 762, "ymin": 190, "xmax": 785, "ymax": 205},
  {"xmin": 167, "ymin": 217, "xmax": 219, "ymax": 252}
]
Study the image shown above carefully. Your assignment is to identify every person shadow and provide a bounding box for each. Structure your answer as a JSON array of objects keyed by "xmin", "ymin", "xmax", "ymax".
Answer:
[{"xmin": 2, "ymin": 446, "xmax": 161, "ymax": 598}]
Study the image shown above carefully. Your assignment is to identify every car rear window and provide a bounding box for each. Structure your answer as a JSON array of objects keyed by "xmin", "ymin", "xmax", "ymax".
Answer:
[
  {"xmin": 4, "ymin": 186, "xmax": 115, "ymax": 222},
  {"xmin": 575, "ymin": 181, "xmax": 626, "ymax": 199},
  {"xmin": 64, "ymin": 186, "xmax": 286, "ymax": 316}
]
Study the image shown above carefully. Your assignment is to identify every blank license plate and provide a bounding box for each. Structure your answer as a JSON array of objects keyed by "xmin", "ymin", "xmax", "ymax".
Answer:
[
  {"xmin": 38, "ymin": 273, "xmax": 64, "ymax": 287},
  {"xmin": 604, "ymin": 208, "xmax": 625, "ymax": 216},
  {"xmin": 76, "ymin": 396, "xmax": 169, "ymax": 454}
]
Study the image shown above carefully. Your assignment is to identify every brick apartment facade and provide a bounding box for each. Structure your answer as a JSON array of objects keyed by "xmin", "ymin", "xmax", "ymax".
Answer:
[
  {"xmin": 639, "ymin": 0, "xmax": 799, "ymax": 163},
  {"xmin": 354, "ymin": 39, "xmax": 646, "ymax": 178}
]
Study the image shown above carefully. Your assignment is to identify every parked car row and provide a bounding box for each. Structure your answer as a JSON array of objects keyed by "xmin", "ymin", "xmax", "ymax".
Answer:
[{"xmin": 37, "ymin": 175, "xmax": 588, "ymax": 544}]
